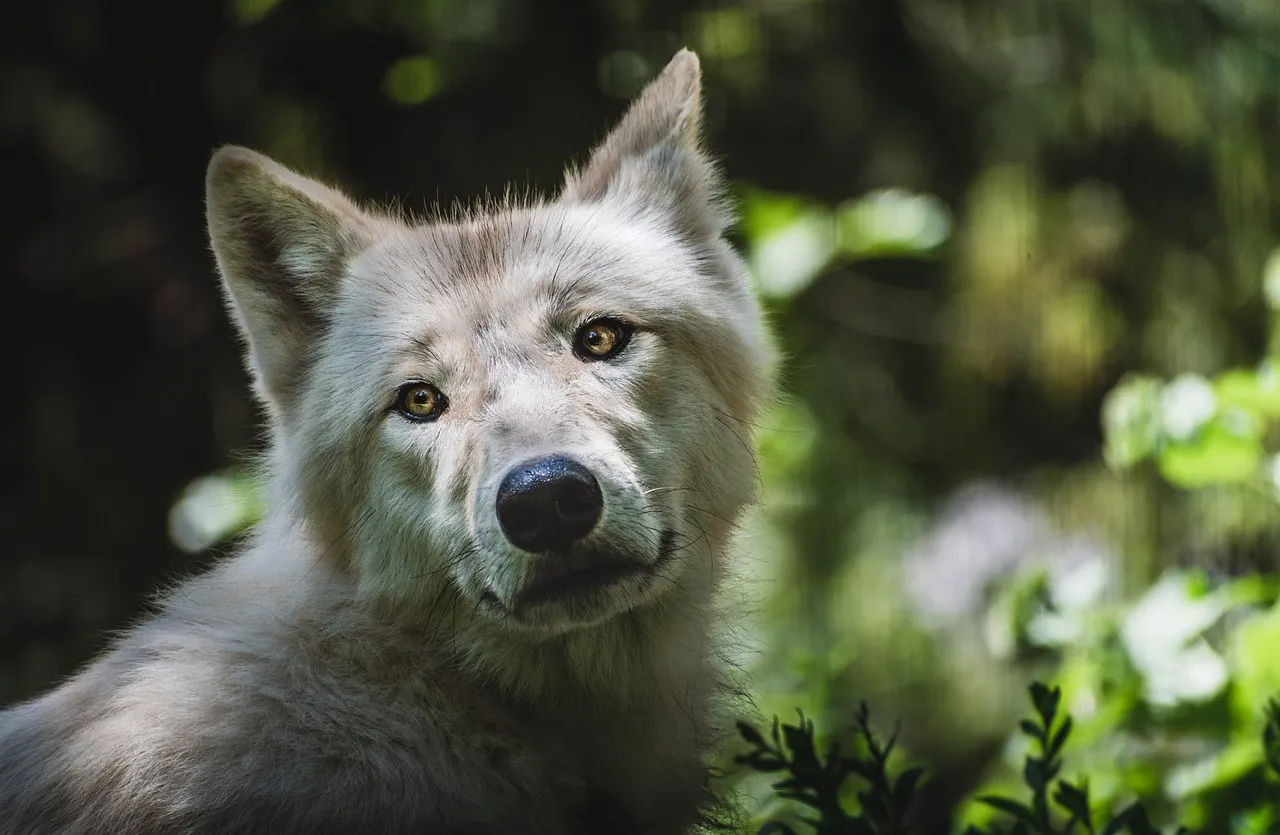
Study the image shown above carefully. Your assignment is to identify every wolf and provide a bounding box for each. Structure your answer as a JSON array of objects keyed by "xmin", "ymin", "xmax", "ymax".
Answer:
[{"xmin": 0, "ymin": 49, "xmax": 773, "ymax": 834}]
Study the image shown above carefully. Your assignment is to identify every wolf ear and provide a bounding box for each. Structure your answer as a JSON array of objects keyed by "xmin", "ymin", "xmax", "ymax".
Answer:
[
  {"xmin": 206, "ymin": 147, "xmax": 376, "ymax": 415},
  {"xmin": 562, "ymin": 49, "xmax": 729, "ymax": 237}
]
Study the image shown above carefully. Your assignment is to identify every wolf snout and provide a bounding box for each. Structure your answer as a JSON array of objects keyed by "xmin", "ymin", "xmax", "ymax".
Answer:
[{"xmin": 495, "ymin": 455, "xmax": 603, "ymax": 552}]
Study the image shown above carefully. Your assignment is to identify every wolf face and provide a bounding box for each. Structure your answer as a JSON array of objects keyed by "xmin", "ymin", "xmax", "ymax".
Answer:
[{"xmin": 207, "ymin": 51, "xmax": 772, "ymax": 639}]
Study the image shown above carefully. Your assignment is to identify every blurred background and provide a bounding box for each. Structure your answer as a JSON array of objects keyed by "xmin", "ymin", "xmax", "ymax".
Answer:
[{"xmin": 5, "ymin": 0, "xmax": 1280, "ymax": 831}]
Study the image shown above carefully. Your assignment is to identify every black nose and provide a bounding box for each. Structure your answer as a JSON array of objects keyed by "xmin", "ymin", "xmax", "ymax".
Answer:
[{"xmin": 495, "ymin": 455, "xmax": 603, "ymax": 553}]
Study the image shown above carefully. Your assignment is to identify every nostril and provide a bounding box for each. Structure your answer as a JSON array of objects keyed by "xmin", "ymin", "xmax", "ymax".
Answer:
[
  {"xmin": 502, "ymin": 503, "xmax": 540, "ymax": 540},
  {"xmin": 556, "ymin": 480, "xmax": 599, "ymax": 524}
]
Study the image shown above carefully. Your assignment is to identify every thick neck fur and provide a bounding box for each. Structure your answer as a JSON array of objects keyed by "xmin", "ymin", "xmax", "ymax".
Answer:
[
  {"xmin": 246, "ymin": 454, "xmax": 734, "ymax": 744},
  {"xmin": 202, "ymin": 470, "xmax": 736, "ymax": 828}
]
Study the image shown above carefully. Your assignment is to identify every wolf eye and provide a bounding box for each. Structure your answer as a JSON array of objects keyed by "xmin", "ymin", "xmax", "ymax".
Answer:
[
  {"xmin": 394, "ymin": 382, "xmax": 448, "ymax": 422},
  {"xmin": 573, "ymin": 317, "xmax": 633, "ymax": 361}
]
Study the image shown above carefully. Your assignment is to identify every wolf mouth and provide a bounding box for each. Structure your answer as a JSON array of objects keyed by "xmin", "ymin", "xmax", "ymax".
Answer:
[{"xmin": 491, "ymin": 529, "xmax": 677, "ymax": 615}]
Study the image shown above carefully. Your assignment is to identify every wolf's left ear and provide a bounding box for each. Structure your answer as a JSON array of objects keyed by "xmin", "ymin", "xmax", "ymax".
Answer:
[
  {"xmin": 562, "ymin": 49, "xmax": 728, "ymax": 237},
  {"xmin": 207, "ymin": 147, "xmax": 378, "ymax": 416}
]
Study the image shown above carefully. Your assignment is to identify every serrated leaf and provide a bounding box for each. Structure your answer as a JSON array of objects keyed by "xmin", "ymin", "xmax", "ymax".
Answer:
[
  {"xmin": 1023, "ymin": 758, "xmax": 1047, "ymax": 793},
  {"xmin": 740, "ymin": 753, "xmax": 787, "ymax": 772},
  {"xmin": 738, "ymin": 720, "xmax": 766, "ymax": 748},
  {"xmin": 1049, "ymin": 716, "xmax": 1073, "ymax": 758},
  {"xmin": 1053, "ymin": 781, "xmax": 1091, "ymax": 826},
  {"xmin": 1029, "ymin": 682, "xmax": 1052, "ymax": 713},
  {"xmin": 839, "ymin": 756, "xmax": 881, "ymax": 783},
  {"xmin": 781, "ymin": 723, "xmax": 820, "ymax": 778},
  {"xmin": 1100, "ymin": 803, "xmax": 1157, "ymax": 835},
  {"xmin": 775, "ymin": 789, "xmax": 823, "ymax": 810},
  {"xmin": 892, "ymin": 765, "xmax": 927, "ymax": 812},
  {"xmin": 1266, "ymin": 698, "xmax": 1280, "ymax": 777},
  {"xmin": 979, "ymin": 795, "xmax": 1047, "ymax": 832}
]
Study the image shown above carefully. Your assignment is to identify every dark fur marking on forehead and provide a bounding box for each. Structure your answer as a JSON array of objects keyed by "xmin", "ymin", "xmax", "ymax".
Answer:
[
  {"xmin": 446, "ymin": 433, "xmax": 480, "ymax": 507},
  {"xmin": 400, "ymin": 332, "xmax": 443, "ymax": 367}
]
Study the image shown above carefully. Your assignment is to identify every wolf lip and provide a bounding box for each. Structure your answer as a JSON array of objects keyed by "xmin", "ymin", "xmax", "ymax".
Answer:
[
  {"xmin": 512, "ymin": 529, "xmax": 676, "ymax": 611},
  {"xmin": 515, "ymin": 558, "xmax": 647, "ymax": 610}
]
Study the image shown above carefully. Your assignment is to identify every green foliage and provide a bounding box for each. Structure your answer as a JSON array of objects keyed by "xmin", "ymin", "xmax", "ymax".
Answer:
[
  {"xmin": 735, "ymin": 703, "xmax": 921, "ymax": 834},
  {"xmin": 1102, "ymin": 273, "xmax": 1280, "ymax": 494},
  {"xmin": 1102, "ymin": 367, "xmax": 1280, "ymax": 490},
  {"xmin": 739, "ymin": 682, "xmax": 1280, "ymax": 835},
  {"xmin": 961, "ymin": 564, "xmax": 1280, "ymax": 833}
]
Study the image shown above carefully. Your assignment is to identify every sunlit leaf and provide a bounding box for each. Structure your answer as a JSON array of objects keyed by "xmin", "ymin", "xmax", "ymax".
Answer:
[
  {"xmin": 168, "ymin": 470, "xmax": 263, "ymax": 554},
  {"xmin": 1157, "ymin": 424, "xmax": 1262, "ymax": 488},
  {"xmin": 1215, "ymin": 364, "xmax": 1280, "ymax": 417},
  {"xmin": 1101, "ymin": 374, "xmax": 1164, "ymax": 469},
  {"xmin": 1159, "ymin": 373, "xmax": 1216, "ymax": 441},
  {"xmin": 835, "ymin": 188, "xmax": 951, "ymax": 258}
]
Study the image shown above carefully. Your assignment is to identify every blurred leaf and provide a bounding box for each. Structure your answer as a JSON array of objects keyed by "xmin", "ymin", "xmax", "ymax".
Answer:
[
  {"xmin": 231, "ymin": 0, "xmax": 286, "ymax": 25},
  {"xmin": 383, "ymin": 56, "xmax": 442, "ymax": 106},
  {"xmin": 689, "ymin": 7, "xmax": 759, "ymax": 60},
  {"xmin": 1052, "ymin": 780, "xmax": 1091, "ymax": 826},
  {"xmin": 979, "ymin": 795, "xmax": 1046, "ymax": 832},
  {"xmin": 834, "ymin": 188, "xmax": 951, "ymax": 258},
  {"xmin": 1265, "ymin": 699, "xmax": 1280, "ymax": 777},
  {"xmin": 1229, "ymin": 601, "xmax": 1280, "ymax": 724},
  {"xmin": 1157, "ymin": 423, "xmax": 1262, "ymax": 488},
  {"xmin": 1263, "ymin": 248, "xmax": 1280, "ymax": 311},
  {"xmin": 1159, "ymin": 374, "xmax": 1217, "ymax": 442},
  {"xmin": 168, "ymin": 469, "xmax": 263, "ymax": 554},
  {"xmin": 1122, "ymin": 572, "xmax": 1232, "ymax": 706},
  {"xmin": 1102, "ymin": 375, "xmax": 1164, "ymax": 469},
  {"xmin": 1215, "ymin": 365, "xmax": 1280, "ymax": 417}
]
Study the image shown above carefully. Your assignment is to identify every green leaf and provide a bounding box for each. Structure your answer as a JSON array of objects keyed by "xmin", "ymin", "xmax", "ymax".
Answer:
[
  {"xmin": 231, "ymin": 0, "xmax": 286, "ymax": 24},
  {"xmin": 892, "ymin": 765, "xmax": 927, "ymax": 812},
  {"xmin": 1215, "ymin": 365, "xmax": 1280, "ymax": 416},
  {"xmin": 1023, "ymin": 758, "xmax": 1048, "ymax": 794},
  {"xmin": 1053, "ymin": 781, "xmax": 1092, "ymax": 828},
  {"xmin": 738, "ymin": 720, "xmax": 767, "ymax": 748},
  {"xmin": 1049, "ymin": 716, "xmax": 1073, "ymax": 759},
  {"xmin": 834, "ymin": 188, "xmax": 952, "ymax": 258},
  {"xmin": 979, "ymin": 796, "xmax": 1049, "ymax": 833},
  {"xmin": 756, "ymin": 823, "xmax": 799, "ymax": 835},
  {"xmin": 1100, "ymin": 803, "xmax": 1159, "ymax": 835},
  {"xmin": 382, "ymin": 56, "xmax": 443, "ymax": 106},
  {"xmin": 1030, "ymin": 682, "xmax": 1062, "ymax": 725},
  {"xmin": 1228, "ymin": 601, "xmax": 1280, "ymax": 724},
  {"xmin": 781, "ymin": 722, "xmax": 820, "ymax": 778},
  {"xmin": 1102, "ymin": 375, "xmax": 1164, "ymax": 469},
  {"xmin": 1265, "ymin": 698, "xmax": 1280, "ymax": 777},
  {"xmin": 1157, "ymin": 422, "xmax": 1262, "ymax": 487}
]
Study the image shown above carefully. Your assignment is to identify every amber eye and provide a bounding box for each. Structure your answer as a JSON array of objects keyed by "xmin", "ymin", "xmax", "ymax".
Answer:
[
  {"xmin": 573, "ymin": 317, "xmax": 634, "ymax": 361},
  {"xmin": 394, "ymin": 382, "xmax": 448, "ymax": 422}
]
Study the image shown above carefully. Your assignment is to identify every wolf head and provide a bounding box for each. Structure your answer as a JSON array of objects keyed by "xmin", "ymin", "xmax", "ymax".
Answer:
[{"xmin": 206, "ymin": 51, "xmax": 772, "ymax": 648}]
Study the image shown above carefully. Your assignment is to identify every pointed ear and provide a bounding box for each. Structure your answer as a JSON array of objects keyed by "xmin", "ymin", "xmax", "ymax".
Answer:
[
  {"xmin": 562, "ymin": 49, "xmax": 729, "ymax": 237},
  {"xmin": 206, "ymin": 147, "xmax": 376, "ymax": 415}
]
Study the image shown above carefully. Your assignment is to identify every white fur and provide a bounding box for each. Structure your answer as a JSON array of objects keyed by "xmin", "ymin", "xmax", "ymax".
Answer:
[{"xmin": 0, "ymin": 49, "xmax": 774, "ymax": 835}]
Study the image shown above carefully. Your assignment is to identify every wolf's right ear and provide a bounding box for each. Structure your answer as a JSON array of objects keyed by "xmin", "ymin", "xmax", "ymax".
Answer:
[
  {"xmin": 206, "ymin": 147, "xmax": 376, "ymax": 415},
  {"xmin": 561, "ymin": 49, "xmax": 729, "ymax": 239}
]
